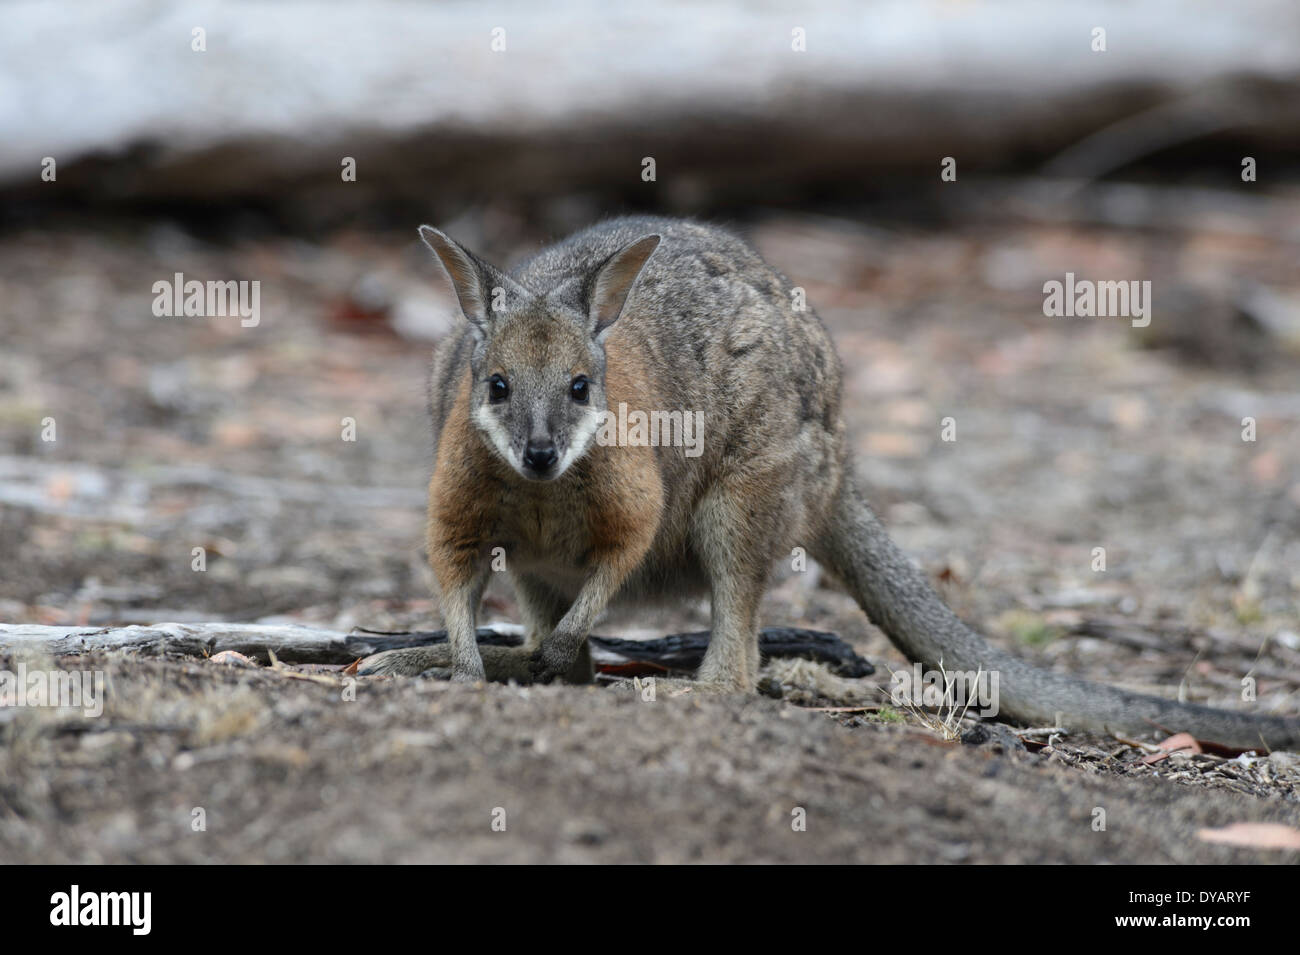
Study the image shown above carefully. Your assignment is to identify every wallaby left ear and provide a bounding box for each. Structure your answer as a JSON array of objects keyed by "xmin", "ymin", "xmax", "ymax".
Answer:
[
  {"xmin": 587, "ymin": 234, "xmax": 661, "ymax": 340},
  {"xmin": 418, "ymin": 224, "xmax": 525, "ymax": 339}
]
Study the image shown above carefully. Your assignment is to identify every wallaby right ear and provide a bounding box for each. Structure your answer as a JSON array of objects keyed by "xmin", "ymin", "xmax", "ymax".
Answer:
[{"xmin": 418, "ymin": 225, "xmax": 522, "ymax": 335}]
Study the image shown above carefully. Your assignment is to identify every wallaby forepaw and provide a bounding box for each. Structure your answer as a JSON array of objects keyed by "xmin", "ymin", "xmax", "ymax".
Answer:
[
  {"xmin": 528, "ymin": 641, "xmax": 581, "ymax": 684},
  {"xmin": 527, "ymin": 650, "xmax": 564, "ymax": 684}
]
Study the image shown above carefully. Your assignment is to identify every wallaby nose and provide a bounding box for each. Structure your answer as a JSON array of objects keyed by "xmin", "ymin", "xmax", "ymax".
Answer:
[{"xmin": 522, "ymin": 439, "xmax": 558, "ymax": 474}]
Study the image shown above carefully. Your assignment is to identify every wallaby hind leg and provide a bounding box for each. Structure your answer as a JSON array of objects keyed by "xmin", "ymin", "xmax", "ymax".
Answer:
[
  {"xmin": 696, "ymin": 567, "xmax": 765, "ymax": 693},
  {"xmin": 357, "ymin": 569, "xmax": 490, "ymax": 678},
  {"xmin": 691, "ymin": 487, "xmax": 773, "ymax": 693}
]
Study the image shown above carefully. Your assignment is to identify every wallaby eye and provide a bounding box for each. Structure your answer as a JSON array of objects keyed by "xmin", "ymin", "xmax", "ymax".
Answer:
[
  {"xmin": 570, "ymin": 376, "xmax": 590, "ymax": 404},
  {"xmin": 488, "ymin": 374, "xmax": 509, "ymax": 403}
]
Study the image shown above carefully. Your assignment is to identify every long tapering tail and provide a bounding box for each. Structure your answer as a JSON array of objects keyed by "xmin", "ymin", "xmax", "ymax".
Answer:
[{"xmin": 818, "ymin": 472, "xmax": 1300, "ymax": 751}]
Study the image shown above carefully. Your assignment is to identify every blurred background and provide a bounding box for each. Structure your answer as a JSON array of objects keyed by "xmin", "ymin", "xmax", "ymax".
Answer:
[{"xmin": 1, "ymin": 1, "xmax": 1298, "ymax": 704}]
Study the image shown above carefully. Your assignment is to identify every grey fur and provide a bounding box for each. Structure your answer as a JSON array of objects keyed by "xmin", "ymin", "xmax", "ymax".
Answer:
[{"xmin": 359, "ymin": 216, "xmax": 1299, "ymax": 751}]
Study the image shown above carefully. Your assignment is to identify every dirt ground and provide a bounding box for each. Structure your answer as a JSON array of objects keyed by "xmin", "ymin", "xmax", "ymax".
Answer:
[
  {"xmin": 3, "ymin": 649, "xmax": 1299, "ymax": 864},
  {"xmin": 2, "ymin": 208, "xmax": 1299, "ymax": 863}
]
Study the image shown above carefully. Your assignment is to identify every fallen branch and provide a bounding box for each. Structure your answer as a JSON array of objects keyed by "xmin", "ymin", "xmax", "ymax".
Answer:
[{"xmin": 0, "ymin": 622, "xmax": 874, "ymax": 677}]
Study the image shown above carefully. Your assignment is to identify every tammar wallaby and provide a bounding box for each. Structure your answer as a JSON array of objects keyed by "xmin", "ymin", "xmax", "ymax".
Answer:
[{"xmin": 359, "ymin": 216, "xmax": 1299, "ymax": 751}]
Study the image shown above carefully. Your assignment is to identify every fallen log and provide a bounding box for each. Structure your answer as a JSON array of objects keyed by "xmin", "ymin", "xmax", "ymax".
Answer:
[{"xmin": 0, "ymin": 622, "xmax": 873, "ymax": 677}]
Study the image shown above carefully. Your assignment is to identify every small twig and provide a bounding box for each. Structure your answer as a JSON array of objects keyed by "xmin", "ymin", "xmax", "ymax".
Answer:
[
  {"xmin": 1113, "ymin": 733, "xmax": 1163, "ymax": 753},
  {"xmin": 805, "ymin": 705, "xmax": 886, "ymax": 713}
]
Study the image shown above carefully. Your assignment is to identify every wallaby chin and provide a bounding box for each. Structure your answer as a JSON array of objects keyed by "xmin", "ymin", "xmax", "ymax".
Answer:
[
  {"xmin": 400, "ymin": 215, "xmax": 1299, "ymax": 750},
  {"xmin": 518, "ymin": 464, "xmax": 566, "ymax": 483}
]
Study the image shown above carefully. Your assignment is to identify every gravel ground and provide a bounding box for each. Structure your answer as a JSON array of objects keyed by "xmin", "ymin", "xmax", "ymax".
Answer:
[{"xmin": 1, "ymin": 211, "xmax": 1298, "ymax": 862}]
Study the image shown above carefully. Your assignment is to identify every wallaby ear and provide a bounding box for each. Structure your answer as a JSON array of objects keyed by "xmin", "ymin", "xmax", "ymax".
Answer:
[
  {"xmin": 418, "ymin": 225, "xmax": 521, "ymax": 335},
  {"xmin": 587, "ymin": 234, "xmax": 661, "ymax": 340}
]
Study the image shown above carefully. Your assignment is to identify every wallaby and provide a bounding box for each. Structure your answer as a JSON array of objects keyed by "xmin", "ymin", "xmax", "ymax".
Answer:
[{"xmin": 359, "ymin": 216, "xmax": 1299, "ymax": 751}]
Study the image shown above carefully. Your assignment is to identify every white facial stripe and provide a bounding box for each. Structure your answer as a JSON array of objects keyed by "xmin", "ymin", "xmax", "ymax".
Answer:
[
  {"xmin": 472, "ymin": 404, "xmax": 519, "ymax": 471},
  {"xmin": 555, "ymin": 408, "xmax": 600, "ymax": 477}
]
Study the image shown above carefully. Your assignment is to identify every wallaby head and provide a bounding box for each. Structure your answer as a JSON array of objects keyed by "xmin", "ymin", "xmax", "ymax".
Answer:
[{"xmin": 419, "ymin": 225, "xmax": 660, "ymax": 481}]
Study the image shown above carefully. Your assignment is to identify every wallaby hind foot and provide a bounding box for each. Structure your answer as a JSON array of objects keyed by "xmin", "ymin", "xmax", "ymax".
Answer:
[
  {"xmin": 607, "ymin": 675, "xmax": 745, "ymax": 696},
  {"xmin": 358, "ymin": 640, "xmax": 593, "ymax": 684}
]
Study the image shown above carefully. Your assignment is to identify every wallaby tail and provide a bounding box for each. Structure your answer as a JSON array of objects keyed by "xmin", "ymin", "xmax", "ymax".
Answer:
[{"xmin": 818, "ymin": 471, "xmax": 1300, "ymax": 751}]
